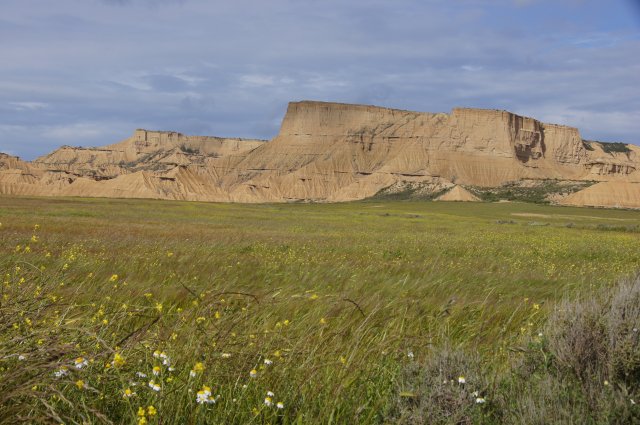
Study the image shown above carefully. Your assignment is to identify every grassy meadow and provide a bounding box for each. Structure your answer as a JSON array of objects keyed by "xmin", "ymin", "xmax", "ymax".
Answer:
[{"xmin": 1, "ymin": 196, "xmax": 639, "ymax": 424}]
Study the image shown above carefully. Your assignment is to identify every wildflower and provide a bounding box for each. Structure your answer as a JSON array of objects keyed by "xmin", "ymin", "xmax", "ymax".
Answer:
[
  {"xmin": 155, "ymin": 303, "xmax": 163, "ymax": 313},
  {"xmin": 18, "ymin": 355, "xmax": 26, "ymax": 361},
  {"xmin": 407, "ymin": 351, "xmax": 415, "ymax": 360},
  {"xmin": 31, "ymin": 235, "xmax": 38, "ymax": 242},
  {"xmin": 214, "ymin": 311, "xmax": 221, "ymax": 319},
  {"xmin": 533, "ymin": 303, "xmax": 540, "ymax": 310},
  {"xmin": 475, "ymin": 397, "xmax": 486, "ymax": 404},
  {"xmin": 196, "ymin": 385, "xmax": 216, "ymax": 404},
  {"xmin": 112, "ymin": 352, "xmax": 125, "ymax": 367},
  {"xmin": 123, "ymin": 388, "xmax": 136, "ymax": 398},
  {"xmin": 263, "ymin": 358, "xmax": 273, "ymax": 366},
  {"xmin": 320, "ymin": 317, "xmax": 327, "ymax": 324},
  {"xmin": 152, "ymin": 366, "xmax": 161, "ymax": 376},
  {"xmin": 109, "ymin": 274, "xmax": 118, "ymax": 282},
  {"xmin": 168, "ymin": 366, "xmax": 175, "ymax": 372},
  {"xmin": 340, "ymin": 356, "xmax": 347, "ymax": 365},
  {"xmin": 138, "ymin": 419, "xmax": 147, "ymax": 425},
  {"xmin": 196, "ymin": 316, "xmax": 206, "ymax": 324},
  {"xmin": 249, "ymin": 369, "xmax": 258, "ymax": 378},
  {"xmin": 277, "ymin": 401, "xmax": 284, "ymax": 409},
  {"xmin": 153, "ymin": 350, "xmax": 161, "ymax": 358},
  {"xmin": 75, "ymin": 380, "xmax": 86, "ymax": 390},
  {"xmin": 147, "ymin": 406, "xmax": 157, "ymax": 416},
  {"xmin": 604, "ymin": 380, "xmax": 610, "ymax": 386},
  {"xmin": 53, "ymin": 367, "xmax": 69, "ymax": 378},
  {"xmin": 137, "ymin": 407, "xmax": 146, "ymax": 417},
  {"xmin": 267, "ymin": 391, "xmax": 274, "ymax": 397},
  {"xmin": 148, "ymin": 380, "xmax": 161, "ymax": 391},
  {"xmin": 193, "ymin": 362, "xmax": 205, "ymax": 372},
  {"xmin": 310, "ymin": 293, "xmax": 319, "ymax": 300},
  {"xmin": 283, "ymin": 320, "xmax": 290, "ymax": 326},
  {"xmin": 458, "ymin": 376, "xmax": 466, "ymax": 384},
  {"xmin": 264, "ymin": 397, "xmax": 273, "ymax": 407},
  {"xmin": 74, "ymin": 357, "xmax": 88, "ymax": 369},
  {"xmin": 136, "ymin": 372, "xmax": 147, "ymax": 378},
  {"xmin": 221, "ymin": 353, "xmax": 231, "ymax": 359},
  {"xmin": 190, "ymin": 370, "xmax": 197, "ymax": 378}
]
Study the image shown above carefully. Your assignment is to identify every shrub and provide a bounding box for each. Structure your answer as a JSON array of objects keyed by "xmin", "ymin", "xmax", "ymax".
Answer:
[{"xmin": 388, "ymin": 346, "xmax": 492, "ymax": 424}]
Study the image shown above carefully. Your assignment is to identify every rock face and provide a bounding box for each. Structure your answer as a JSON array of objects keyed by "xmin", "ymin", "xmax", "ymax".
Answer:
[{"xmin": 1, "ymin": 100, "xmax": 639, "ymax": 207}]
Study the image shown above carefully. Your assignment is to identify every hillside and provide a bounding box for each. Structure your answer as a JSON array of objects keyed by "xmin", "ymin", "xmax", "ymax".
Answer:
[{"xmin": 1, "ymin": 101, "xmax": 639, "ymax": 207}]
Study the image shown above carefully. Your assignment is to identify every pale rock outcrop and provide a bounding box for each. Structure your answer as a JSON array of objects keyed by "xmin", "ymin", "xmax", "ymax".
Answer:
[{"xmin": 1, "ymin": 101, "xmax": 638, "ymax": 207}]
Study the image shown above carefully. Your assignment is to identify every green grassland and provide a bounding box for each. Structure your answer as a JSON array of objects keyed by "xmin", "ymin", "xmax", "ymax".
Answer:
[{"xmin": 1, "ymin": 197, "xmax": 639, "ymax": 424}]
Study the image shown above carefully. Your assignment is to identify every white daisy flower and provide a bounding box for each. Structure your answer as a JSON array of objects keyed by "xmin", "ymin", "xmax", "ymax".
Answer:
[
  {"xmin": 196, "ymin": 385, "xmax": 216, "ymax": 404},
  {"xmin": 53, "ymin": 367, "xmax": 69, "ymax": 378},
  {"xmin": 264, "ymin": 397, "xmax": 273, "ymax": 407},
  {"xmin": 74, "ymin": 357, "xmax": 89, "ymax": 369},
  {"xmin": 276, "ymin": 402, "xmax": 284, "ymax": 409}
]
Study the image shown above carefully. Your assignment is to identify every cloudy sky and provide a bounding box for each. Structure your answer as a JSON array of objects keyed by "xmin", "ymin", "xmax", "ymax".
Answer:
[{"xmin": 1, "ymin": 0, "xmax": 639, "ymax": 159}]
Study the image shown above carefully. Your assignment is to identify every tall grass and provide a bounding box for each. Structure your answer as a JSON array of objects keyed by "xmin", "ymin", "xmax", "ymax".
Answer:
[
  {"xmin": 390, "ymin": 275, "xmax": 640, "ymax": 424},
  {"xmin": 0, "ymin": 197, "xmax": 639, "ymax": 423}
]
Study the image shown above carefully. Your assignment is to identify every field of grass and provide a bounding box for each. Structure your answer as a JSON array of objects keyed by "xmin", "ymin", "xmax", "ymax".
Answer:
[{"xmin": 1, "ymin": 196, "xmax": 639, "ymax": 424}]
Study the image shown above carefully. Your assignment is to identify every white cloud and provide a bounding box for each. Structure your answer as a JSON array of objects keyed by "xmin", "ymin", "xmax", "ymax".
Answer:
[
  {"xmin": 7, "ymin": 101, "xmax": 48, "ymax": 111},
  {"xmin": 239, "ymin": 74, "xmax": 276, "ymax": 87}
]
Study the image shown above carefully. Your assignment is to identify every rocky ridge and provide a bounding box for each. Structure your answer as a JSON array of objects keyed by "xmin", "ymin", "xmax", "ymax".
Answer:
[{"xmin": 1, "ymin": 101, "xmax": 639, "ymax": 207}]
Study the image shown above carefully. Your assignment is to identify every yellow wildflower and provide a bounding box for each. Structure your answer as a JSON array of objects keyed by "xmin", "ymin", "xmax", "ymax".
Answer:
[{"xmin": 112, "ymin": 352, "xmax": 125, "ymax": 367}]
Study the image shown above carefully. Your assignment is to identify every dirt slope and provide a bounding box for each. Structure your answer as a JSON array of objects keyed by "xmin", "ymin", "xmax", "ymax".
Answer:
[{"xmin": 435, "ymin": 185, "xmax": 481, "ymax": 202}]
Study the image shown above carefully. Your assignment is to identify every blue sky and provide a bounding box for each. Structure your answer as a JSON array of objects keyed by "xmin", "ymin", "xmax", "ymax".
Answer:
[{"xmin": 1, "ymin": 0, "xmax": 639, "ymax": 159}]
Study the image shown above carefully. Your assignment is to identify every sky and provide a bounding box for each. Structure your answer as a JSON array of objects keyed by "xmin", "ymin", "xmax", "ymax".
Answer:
[{"xmin": 1, "ymin": 0, "xmax": 639, "ymax": 159}]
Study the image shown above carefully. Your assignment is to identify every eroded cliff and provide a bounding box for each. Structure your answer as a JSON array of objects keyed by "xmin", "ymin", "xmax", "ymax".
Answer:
[{"xmin": 1, "ymin": 101, "xmax": 638, "ymax": 207}]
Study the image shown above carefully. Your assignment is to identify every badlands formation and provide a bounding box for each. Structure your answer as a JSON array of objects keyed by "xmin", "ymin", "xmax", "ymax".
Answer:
[{"xmin": 1, "ymin": 101, "xmax": 639, "ymax": 208}]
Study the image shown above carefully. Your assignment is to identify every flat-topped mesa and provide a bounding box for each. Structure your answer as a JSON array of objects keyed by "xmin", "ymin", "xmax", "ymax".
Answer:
[
  {"xmin": 277, "ymin": 101, "xmax": 587, "ymax": 167},
  {"xmin": 2, "ymin": 100, "xmax": 639, "ymax": 207},
  {"xmin": 278, "ymin": 100, "xmax": 432, "ymax": 137},
  {"xmin": 32, "ymin": 129, "xmax": 268, "ymax": 179}
]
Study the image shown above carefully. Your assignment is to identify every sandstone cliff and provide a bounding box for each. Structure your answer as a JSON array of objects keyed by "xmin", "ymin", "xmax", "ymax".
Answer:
[{"xmin": 1, "ymin": 101, "xmax": 638, "ymax": 207}]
